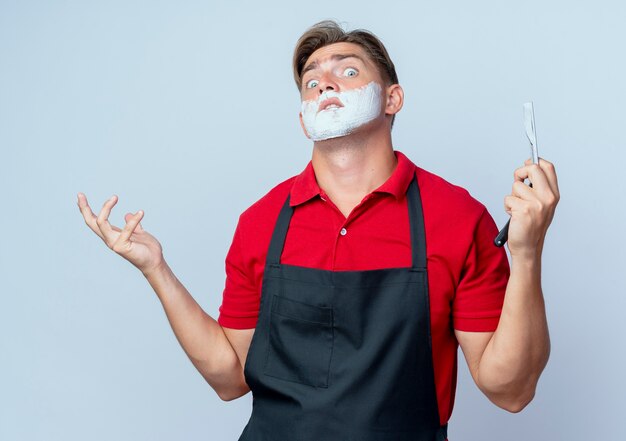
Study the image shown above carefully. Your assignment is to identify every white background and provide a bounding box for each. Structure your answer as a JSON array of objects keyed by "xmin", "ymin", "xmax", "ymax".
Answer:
[{"xmin": 1, "ymin": 1, "xmax": 624, "ymax": 439}]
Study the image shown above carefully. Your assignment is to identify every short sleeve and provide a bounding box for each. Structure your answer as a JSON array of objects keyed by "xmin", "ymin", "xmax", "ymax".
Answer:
[
  {"xmin": 452, "ymin": 207, "xmax": 510, "ymax": 332},
  {"xmin": 217, "ymin": 217, "xmax": 261, "ymax": 329}
]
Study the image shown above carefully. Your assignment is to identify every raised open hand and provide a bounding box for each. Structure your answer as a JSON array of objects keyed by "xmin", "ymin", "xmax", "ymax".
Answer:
[{"xmin": 77, "ymin": 193, "xmax": 164, "ymax": 275}]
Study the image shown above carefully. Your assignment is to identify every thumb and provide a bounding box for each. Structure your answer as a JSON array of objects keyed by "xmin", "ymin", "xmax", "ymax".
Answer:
[{"xmin": 125, "ymin": 212, "xmax": 145, "ymax": 231}]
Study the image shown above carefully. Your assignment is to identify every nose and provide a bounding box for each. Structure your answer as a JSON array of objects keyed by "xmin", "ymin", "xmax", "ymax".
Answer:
[{"xmin": 317, "ymin": 72, "xmax": 339, "ymax": 94}]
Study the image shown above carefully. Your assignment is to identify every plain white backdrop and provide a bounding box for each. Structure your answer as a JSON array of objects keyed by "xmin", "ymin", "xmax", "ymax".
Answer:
[{"xmin": 1, "ymin": 1, "xmax": 624, "ymax": 439}]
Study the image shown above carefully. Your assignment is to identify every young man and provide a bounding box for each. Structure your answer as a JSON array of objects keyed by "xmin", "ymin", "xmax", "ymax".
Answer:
[{"xmin": 77, "ymin": 20, "xmax": 559, "ymax": 441}]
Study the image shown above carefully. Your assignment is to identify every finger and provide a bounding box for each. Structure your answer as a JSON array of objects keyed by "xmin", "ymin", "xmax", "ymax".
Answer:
[
  {"xmin": 115, "ymin": 210, "xmax": 144, "ymax": 251},
  {"xmin": 512, "ymin": 180, "xmax": 534, "ymax": 200},
  {"xmin": 514, "ymin": 163, "xmax": 551, "ymax": 194},
  {"xmin": 537, "ymin": 157, "xmax": 560, "ymax": 199},
  {"xmin": 504, "ymin": 195, "xmax": 512, "ymax": 215},
  {"xmin": 525, "ymin": 157, "xmax": 560, "ymax": 199},
  {"xmin": 96, "ymin": 195, "xmax": 121, "ymax": 246},
  {"xmin": 515, "ymin": 162, "xmax": 536, "ymax": 181},
  {"xmin": 504, "ymin": 194, "xmax": 521, "ymax": 215},
  {"xmin": 504, "ymin": 194, "xmax": 530, "ymax": 217},
  {"xmin": 126, "ymin": 210, "xmax": 145, "ymax": 233},
  {"xmin": 125, "ymin": 212, "xmax": 145, "ymax": 232},
  {"xmin": 77, "ymin": 192, "xmax": 106, "ymax": 241},
  {"xmin": 515, "ymin": 165, "xmax": 552, "ymax": 204}
]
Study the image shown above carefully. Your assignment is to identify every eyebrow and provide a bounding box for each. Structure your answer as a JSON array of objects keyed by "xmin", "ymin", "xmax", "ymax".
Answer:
[{"xmin": 301, "ymin": 53, "xmax": 367, "ymax": 78}]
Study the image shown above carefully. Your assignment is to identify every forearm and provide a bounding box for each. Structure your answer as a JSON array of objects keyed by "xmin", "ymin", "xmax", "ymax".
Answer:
[
  {"xmin": 477, "ymin": 254, "xmax": 551, "ymax": 410},
  {"xmin": 142, "ymin": 261, "xmax": 247, "ymax": 400}
]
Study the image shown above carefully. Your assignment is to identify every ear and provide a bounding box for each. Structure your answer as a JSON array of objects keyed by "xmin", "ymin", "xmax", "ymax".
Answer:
[
  {"xmin": 299, "ymin": 112, "xmax": 311, "ymax": 139},
  {"xmin": 384, "ymin": 84, "xmax": 404, "ymax": 116}
]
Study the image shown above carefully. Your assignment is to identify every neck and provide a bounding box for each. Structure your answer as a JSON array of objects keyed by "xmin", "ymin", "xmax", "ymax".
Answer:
[{"xmin": 311, "ymin": 125, "xmax": 397, "ymax": 203}]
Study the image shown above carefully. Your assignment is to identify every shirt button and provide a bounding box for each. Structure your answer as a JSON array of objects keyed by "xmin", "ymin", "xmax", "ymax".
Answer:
[{"xmin": 340, "ymin": 227, "xmax": 347, "ymax": 236}]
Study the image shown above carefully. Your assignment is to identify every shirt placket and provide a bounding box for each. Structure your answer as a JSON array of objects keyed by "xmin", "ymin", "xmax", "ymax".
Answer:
[{"xmin": 319, "ymin": 190, "xmax": 379, "ymax": 270}]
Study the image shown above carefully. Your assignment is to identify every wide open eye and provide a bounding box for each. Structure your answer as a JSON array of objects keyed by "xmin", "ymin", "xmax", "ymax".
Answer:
[
  {"xmin": 306, "ymin": 79, "xmax": 319, "ymax": 89},
  {"xmin": 343, "ymin": 67, "xmax": 358, "ymax": 77}
]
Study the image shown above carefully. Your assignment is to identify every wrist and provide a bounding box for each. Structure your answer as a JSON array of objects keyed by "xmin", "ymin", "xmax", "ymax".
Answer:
[
  {"xmin": 509, "ymin": 241, "xmax": 543, "ymax": 262},
  {"xmin": 142, "ymin": 258, "xmax": 170, "ymax": 282},
  {"xmin": 509, "ymin": 252, "xmax": 542, "ymax": 285}
]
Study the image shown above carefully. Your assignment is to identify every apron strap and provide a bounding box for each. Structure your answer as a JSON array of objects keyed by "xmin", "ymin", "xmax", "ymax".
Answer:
[
  {"xmin": 407, "ymin": 173, "xmax": 428, "ymax": 269},
  {"xmin": 266, "ymin": 195, "xmax": 293, "ymax": 265}
]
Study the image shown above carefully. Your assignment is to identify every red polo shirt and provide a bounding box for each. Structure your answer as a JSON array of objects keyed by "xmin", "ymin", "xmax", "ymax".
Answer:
[{"xmin": 217, "ymin": 150, "xmax": 510, "ymax": 426}]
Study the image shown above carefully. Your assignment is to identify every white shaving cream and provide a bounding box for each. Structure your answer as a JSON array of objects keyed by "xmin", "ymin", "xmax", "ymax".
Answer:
[{"xmin": 301, "ymin": 81, "xmax": 383, "ymax": 141}]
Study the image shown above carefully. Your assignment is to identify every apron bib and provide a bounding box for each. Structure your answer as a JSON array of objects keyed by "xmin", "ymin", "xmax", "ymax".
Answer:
[{"xmin": 239, "ymin": 173, "xmax": 448, "ymax": 441}]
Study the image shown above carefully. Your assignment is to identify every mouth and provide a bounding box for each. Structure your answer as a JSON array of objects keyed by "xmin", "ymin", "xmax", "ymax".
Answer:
[{"xmin": 318, "ymin": 97, "xmax": 344, "ymax": 113}]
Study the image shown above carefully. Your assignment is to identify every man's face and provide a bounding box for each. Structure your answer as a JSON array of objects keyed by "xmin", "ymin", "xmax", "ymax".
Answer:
[{"xmin": 298, "ymin": 42, "xmax": 390, "ymax": 140}]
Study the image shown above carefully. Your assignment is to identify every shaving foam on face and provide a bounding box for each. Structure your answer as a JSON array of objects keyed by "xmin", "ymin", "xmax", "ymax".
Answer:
[{"xmin": 301, "ymin": 81, "xmax": 383, "ymax": 141}]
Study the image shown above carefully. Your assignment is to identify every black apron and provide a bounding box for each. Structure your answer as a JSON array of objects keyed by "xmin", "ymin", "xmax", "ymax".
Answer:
[{"xmin": 238, "ymin": 173, "xmax": 448, "ymax": 441}]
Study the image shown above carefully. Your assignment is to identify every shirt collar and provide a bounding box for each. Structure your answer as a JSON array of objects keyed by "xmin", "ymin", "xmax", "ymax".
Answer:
[{"xmin": 289, "ymin": 150, "xmax": 416, "ymax": 207}]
